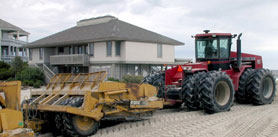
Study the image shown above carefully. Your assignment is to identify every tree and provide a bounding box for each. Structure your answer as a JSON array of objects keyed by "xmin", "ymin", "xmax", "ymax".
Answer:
[{"xmin": 11, "ymin": 56, "xmax": 25, "ymax": 75}]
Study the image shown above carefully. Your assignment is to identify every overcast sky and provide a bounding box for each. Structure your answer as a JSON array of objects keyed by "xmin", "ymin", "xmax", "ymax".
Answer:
[{"xmin": 1, "ymin": 0, "xmax": 278, "ymax": 69}]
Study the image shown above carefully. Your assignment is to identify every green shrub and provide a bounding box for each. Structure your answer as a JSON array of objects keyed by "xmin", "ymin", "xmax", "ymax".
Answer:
[
  {"xmin": 33, "ymin": 81, "xmax": 41, "ymax": 88},
  {"xmin": 108, "ymin": 77, "xmax": 120, "ymax": 82},
  {"xmin": 37, "ymin": 80, "xmax": 44, "ymax": 86},
  {"xmin": 16, "ymin": 67, "xmax": 44, "ymax": 87},
  {"xmin": 22, "ymin": 80, "xmax": 28, "ymax": 86},
  {"xmin": 7, "ymin": 77, "xmax": 15, "ymax": 81},
  {"xmin": 122, "ymin": 75, "xmax": 144, "ymax": 83},
  {"xmin": 0, "ymin": 61, "xmax": 14, "ymax": 80},
  {"xmin": 27, "ymin": 80, "xmax": 34, "ymax": 86}
]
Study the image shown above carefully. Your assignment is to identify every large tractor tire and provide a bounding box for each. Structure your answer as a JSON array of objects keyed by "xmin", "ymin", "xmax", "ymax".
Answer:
[
  {"xmin": 235, "ymin": 69, "xmax": 256, "ymax": 103},
  {"xmin": 143, "ymin": 71, "xmax": 165, "ymax": 98},
  {"xmin": 181, "ymin": 71, "xmax": 206, "ymax": 110},
  {"xmin": 247, "ymin": 69, "xmax": 276, "ymax": 105},
  {"xmin": 63, "ymin": 97, "xmax": 100, "ymax": 137},
  {"xmin": 200, "ymin": 71, "xmax": 235, "ymax": 114}
]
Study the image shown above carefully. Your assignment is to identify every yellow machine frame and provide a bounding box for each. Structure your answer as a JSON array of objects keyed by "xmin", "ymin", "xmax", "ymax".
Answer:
[
  {"xmin": 23, "ymin": 71, "xmax": 163, "ymax": 133},
  {"xmin": 0, "ymin": 81, "xmax": 34, "ymax": 137}
]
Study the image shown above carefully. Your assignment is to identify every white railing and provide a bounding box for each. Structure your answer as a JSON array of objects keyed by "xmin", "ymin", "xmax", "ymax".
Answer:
[
  {"xmin": 43, "ymin": 64, "xmax": 55, "ymax": 77},
  {"xmin": 1, "ymin": 39, "xmax": 27, "ymax": 47},
  {"xmin": 1, "ymin": 55, "xmax": 28, "ymax": 62},
  {"xmin": 50, "ymin": 54, "xmax": 89, "ymax": 66},
  {"xmin": 34, "ymin": 64, "xmax": 56, "ymax": 83}
]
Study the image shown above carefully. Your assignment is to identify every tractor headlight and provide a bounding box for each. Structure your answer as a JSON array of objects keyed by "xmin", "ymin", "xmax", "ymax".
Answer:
[{"xmin": 182, "ymin": 66, "xmax": 192, "ymax": 71}]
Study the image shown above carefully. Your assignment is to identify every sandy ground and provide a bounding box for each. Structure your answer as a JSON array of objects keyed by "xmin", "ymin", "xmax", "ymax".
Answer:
[
  {"xmin": 21, "ymin": 83, "xmax": 278, "ymax": 137},
  {"xmin": 94, "ymin": 99, "xmax": 278, "ymax": 137}
]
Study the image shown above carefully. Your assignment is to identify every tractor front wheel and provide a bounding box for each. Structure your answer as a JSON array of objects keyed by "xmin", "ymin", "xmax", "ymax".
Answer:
[{"xmin": 200, "ymin": 71, "xmax": 234, "ymax": 114}]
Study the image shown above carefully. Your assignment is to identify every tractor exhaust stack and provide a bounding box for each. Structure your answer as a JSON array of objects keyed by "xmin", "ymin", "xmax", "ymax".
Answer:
[{"xmin": 236, "ymin": 33, "xmax": 242, "ymax": 69}]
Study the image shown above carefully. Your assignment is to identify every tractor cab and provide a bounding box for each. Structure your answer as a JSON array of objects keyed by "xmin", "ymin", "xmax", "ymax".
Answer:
[{"xmin": 195, "ymin": 30, "xmax": 233, "ymax": 70}]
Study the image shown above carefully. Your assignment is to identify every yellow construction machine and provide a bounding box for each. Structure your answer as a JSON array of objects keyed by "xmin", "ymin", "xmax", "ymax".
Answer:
[
  {"xmin": 0, "ymin": 81, "xmax": 34, "ymax": 137},
  {"xmin": 22, "ymin": 71, "xmax": 163, "ymax": 136}
]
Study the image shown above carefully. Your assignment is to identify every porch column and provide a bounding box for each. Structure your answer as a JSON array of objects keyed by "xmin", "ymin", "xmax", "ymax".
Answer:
[
  {"xmin": 111, "ymin": 63, "xmax": 115, "ymax": 78},
  {"xmin": 26, "ymin": 35, "xmax": 29, "ymax": 42},
  {"xmin": 8, "ymin": 46, "xmax": 11, "ymax": 56},
  {"xmin": 16, "ymin": 31, "xmax": 19, "ymax": 40},
  {"xmin": 15, "ymin": 47, "xmax": 18, "ymax": 56}
]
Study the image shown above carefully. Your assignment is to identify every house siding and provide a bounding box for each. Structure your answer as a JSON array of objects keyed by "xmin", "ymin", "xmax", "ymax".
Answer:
[
  {"xmin": 28, "ymin": 48, "xmax": 44, "ymax": 64},
  {"xmin": 89, "ymin": 41, "xmax": 175, "ymax": 64},
  {"xmin": 125, "ymin": 41, "xmax": 174, "ymax": 63}
]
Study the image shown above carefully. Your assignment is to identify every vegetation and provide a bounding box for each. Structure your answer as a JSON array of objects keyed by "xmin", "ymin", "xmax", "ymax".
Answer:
[
  {"xmin": 122, "ymin": 75, "xmax": 144, "ymax": 84},
  {"xmin": 10, "ymin": 56, "xmax": 27, "ymax": 75},
  {"xmin": 107, "ymin": 77, "xmax": 120, "ymax": 82},
  {"xmin": 15, "ymin": 67, "xmax": 44, "ymax": 88},
  {"xmin": 0, "ymin": 57, "xmax": 45, "ymax": 88},
  {"xmin": 0, "ymin": 61, "xmax": 14, "ymax": 80}
]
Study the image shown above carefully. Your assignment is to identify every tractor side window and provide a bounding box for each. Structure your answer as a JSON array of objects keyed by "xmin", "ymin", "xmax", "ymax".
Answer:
[
  {"xmin": 220, "ymin": 39, "xmax": 229, "ymax": 58},
  {"xmin": 197, "ymin": 41, "xmax": 206, "ymax": 58}
]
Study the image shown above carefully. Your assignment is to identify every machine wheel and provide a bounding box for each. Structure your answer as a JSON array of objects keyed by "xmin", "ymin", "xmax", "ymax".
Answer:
[
  {"xmin": 181, "ymin": 71, "xmax": 206, "ymax": 110},
  {"xmin": 247, "ymin": 69, "xmax": 276, "ymax": 105},
  {"xmin": 21, "ymin": 97, "xmax": 36, "ymax": 120},
  {"xmin": 200, "ymin": 71, "xmax": 234, "ymax": 114},
  {"xmin": 63, "ymin": 97, "xmax": 100, "ymax": 137},
  {"xmin": 143, "ymin": 71, "xmax": 165, "ymax": 98},
  {"xmin": 143, "ymin": 71, "xmax": 164, "ymax": 87},
  {"xmin": 55, "ymin": 97, "xmax": 73, "ymax": 136},
  {"xmin": 235, "ymin": 69, "xmax": 256, "ymax": 104}
]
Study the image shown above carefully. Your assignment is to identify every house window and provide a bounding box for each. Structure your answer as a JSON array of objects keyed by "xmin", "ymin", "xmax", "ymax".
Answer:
[
  {"xmin": 157, "ymin": 44, "xmax": 162, "ymax": 58},
  {"xmin": 39, "ymin": 48, "xmax": 43, "ymax": 60},
  {"xmin": 115, "ymin": 41, "xmax": 121, "ymax": 56},
  {"xmin": 29, "ymin": 48, "xmax": 32, "ymax": 60},
  {"xmin": 14, "ymin": 47, "xmax": 16, "ymax": 56},
  {"xmin": 58, "ymin": 47, "xmax": 64, "ymax": 54},
  {"xmin": 78, "ymin": 46, "xmax": 83, "ymax": 54},
  {"xmin": 106, "ymin": 41, "xmax": 112, "ymax": 56},
  {"xmin": 10, "ymin": 46, "xmax": 13, "ymax": 55},
  {"xmin": 85, "ymin": 45, "xmax": 88, "ymax": 54},
  {"xmin": 89, "ymin": 43, "xmax": 94, "ymax": 56},
  {"xmin": 69, "ymin": 46, "xmax": 72, "ymax": 54}
]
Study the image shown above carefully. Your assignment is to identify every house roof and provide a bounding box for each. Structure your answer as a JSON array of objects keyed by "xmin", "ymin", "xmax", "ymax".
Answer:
[
  {"xmin": 25, "ymin": 16, "xmax": 184, "ymax": 48},
  {"xmin": 0, "ymin": 19, "xmax": 29, "ymax": 36}
]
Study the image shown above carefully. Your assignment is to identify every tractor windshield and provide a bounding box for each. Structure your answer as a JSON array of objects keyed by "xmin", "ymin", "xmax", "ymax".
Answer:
[{"xmin": 196, "ymin": 39, "xmax": 218, "ymax": 58}]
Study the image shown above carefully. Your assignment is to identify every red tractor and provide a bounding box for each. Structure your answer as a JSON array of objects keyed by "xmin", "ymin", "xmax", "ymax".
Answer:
[{"xmin": 144, "ymin": 30, "xmax": 276, "ymax": 113}]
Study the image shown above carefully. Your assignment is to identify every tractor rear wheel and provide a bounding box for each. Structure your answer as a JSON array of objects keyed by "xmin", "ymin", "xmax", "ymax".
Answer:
[
  {"xmin": 63, "ymin": 97, "xmax": 100, "ymax": 137},
  {"xmin": 247, "ymin": 69, "xmax": 276, "ymax": 105},
  {"xmin": 181, "ymin": 71, "xmax": 206, "ymax": 110},
  {"xmin": 235, "ymin": 69, "xmax": 255, "ymax": 104},
  {"xmin": 143, "ymin": 71, "xmax": 165, "ymax": 98},
  {"xmin": 200, "ymin": 71, "xmax": 234, "ymax": 114}
]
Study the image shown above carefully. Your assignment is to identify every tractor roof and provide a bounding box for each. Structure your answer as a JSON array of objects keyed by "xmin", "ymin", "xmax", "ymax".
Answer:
[{"xmin": 195, "ymin": 33, "xmax": 232, "ymax": 37}]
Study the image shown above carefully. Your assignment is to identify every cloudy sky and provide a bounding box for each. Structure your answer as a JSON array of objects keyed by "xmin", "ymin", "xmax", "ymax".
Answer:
[{"xmin": 1, "ymin": 0, "xmax": 278, "ymax": 69}]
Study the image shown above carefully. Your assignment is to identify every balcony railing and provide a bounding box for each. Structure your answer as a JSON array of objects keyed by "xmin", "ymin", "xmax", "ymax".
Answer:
[
  {"xmin": 1, "ymin": 39, "xmax": 28, "ymax": 47},
  {"xmin": 50, "ymin": 54, "xmax": 89, "ymax": 66},
  {"xmin": 1, "ymin": 55, "xmax": 28, "ymax": 62}
]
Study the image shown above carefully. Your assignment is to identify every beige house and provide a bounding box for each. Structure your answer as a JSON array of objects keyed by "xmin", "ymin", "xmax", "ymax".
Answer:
[{"xmin": 24, "ymin": 16, "xmax": 184, "ymax": 80}]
